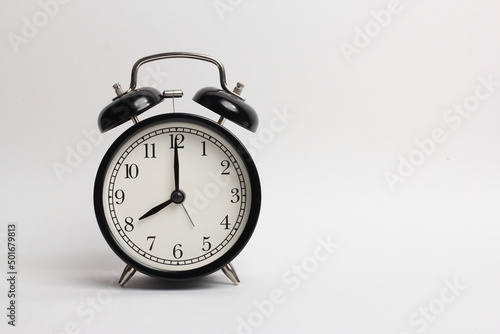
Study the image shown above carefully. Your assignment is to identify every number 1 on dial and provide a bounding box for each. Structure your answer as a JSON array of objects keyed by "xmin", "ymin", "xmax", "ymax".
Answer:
[{"xmin": 201, "ymin": 141, "xmax": 207, "ymax": 156}]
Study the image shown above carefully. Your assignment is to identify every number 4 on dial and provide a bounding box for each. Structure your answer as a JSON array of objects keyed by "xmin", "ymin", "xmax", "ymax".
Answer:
[{"xmin": 220, "ymin": 215, "xmax": 230, "ymax": 230}]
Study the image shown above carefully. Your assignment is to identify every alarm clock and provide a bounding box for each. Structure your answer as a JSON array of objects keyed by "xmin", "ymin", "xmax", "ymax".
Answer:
[{"xmin": 93, "ymin": 52, "xmax": 261, "ymax": 286}]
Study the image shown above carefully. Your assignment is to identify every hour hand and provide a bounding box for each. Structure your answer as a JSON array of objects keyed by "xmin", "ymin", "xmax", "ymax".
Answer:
[{"xmin": 139, "ymin": 198, "xmax": 173, "ymax": 220}]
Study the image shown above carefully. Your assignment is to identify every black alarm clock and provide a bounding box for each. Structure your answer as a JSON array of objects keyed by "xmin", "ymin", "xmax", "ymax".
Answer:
[{"xmin": 93, "ymin": 52, "xmax": 261, "ymax": 286}]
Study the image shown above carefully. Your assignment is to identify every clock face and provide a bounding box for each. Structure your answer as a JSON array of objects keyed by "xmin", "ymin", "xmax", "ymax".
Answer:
[{"xmin": 94, "ymin": 113, "xmax": 261, "ymax": 280}]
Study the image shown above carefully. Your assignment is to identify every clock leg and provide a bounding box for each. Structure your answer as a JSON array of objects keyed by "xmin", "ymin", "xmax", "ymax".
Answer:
[
  {"xmin": 118, "ymin": 264, "xmax": 136, "ymax": 287},
  {"xmin": 221, "ymin": 262, "xmax": 240, "ymax": 285}
]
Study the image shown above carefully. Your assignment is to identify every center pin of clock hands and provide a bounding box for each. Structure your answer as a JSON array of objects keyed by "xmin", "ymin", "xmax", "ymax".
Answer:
[{"xmin": 138, "ymin": 138, "xmax": 195, "ymax": 227}]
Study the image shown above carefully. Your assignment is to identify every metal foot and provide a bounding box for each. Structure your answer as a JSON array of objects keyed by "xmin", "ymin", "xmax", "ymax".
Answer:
[
  {"xmin": 118, "ymin": 264, "xmax": 136, "ymax": 287},
  {"xmin": 221, "ymin": 262, "xmax": 240, "ymax": 285}
]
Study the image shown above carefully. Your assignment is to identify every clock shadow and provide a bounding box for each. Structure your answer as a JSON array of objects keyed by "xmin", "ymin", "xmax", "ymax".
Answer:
[
  {"xmin": 84, "ymin": 251, "xmax": 234, "ymax": 290},
  {"xmin": 121, "ymin": 274, "xmax": 234, "ymax": 290},
  {"xmin": 90, "ymin": 268, "xmax": 234, "ymax": 291}
]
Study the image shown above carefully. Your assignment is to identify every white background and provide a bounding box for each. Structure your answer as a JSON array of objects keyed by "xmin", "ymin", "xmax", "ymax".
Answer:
[{"xmin": 1, "ymin": 0, "xmax": 500, "ymax": 333}]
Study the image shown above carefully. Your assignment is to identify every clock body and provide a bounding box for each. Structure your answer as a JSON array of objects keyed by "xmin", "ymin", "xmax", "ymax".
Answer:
[{"xmin": 94, "ymin": 113, "xmax": 261, "ymax": 280}]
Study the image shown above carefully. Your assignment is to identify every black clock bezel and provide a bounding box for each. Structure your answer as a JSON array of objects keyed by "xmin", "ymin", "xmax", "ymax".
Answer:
[{"xmin": 94, "ymin": 113, "xmax": 261, "ymax": 281}]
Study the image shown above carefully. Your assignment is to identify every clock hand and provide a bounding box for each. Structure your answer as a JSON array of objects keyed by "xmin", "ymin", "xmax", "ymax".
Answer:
[
  {"xmin": 139, "ymin": 198, "xmax": 174, "ymax": 220},
  {"xmin": 181, "ymin": 203, "xmax": 195, "ymax": 227},
  {"xmin": 174, "ymin": 140, "xmax": 180, "ymax": 191}
]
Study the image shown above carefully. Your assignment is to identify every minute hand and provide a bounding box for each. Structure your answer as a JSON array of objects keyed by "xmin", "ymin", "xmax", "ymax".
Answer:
[
  {"xmin": 139, "ymin": 198, "xmax": 173, "ymax": 220},
  {"xmin": 174, "ymin": 141, "xmax": 180, "ymax": 191}
]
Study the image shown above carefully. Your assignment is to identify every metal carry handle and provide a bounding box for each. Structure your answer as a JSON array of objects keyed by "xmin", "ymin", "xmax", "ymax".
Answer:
[{"xmin": 128, "ymin": 52, "xmax": 243, "ymax": 100}]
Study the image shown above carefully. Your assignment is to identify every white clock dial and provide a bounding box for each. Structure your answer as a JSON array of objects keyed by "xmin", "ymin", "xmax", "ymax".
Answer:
[{"xmin": 94, "ymin": 114, "xmax": 260, "ymax": 278}]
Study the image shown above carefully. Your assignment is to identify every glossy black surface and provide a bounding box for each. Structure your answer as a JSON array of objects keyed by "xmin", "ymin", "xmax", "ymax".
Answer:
[
  {"xmin": 98, "ymin": 87, "xmax": 164, "ymax": 133},
  {"xmin": 193, "ymin": 87, "xmax": 259, "ymax": 132}
]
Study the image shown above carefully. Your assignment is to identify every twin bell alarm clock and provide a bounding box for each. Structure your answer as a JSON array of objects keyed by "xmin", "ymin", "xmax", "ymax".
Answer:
[{"xmin": 93, "ymin": 52, "xmax": 261, "ymax": 286}]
